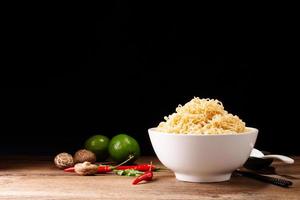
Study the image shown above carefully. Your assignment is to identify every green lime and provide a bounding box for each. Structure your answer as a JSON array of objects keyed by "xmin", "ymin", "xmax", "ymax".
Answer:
[
  {"xmin": 108, "ymin": 134, "xmax": 141, "ymax": 163},
  {"xmin": 84, "ymin": 135, "xmax": 110, "ymax": 161}
]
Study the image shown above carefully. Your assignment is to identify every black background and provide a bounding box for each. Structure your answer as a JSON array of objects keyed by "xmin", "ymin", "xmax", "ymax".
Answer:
[{"xmin": 1, "ymin": 2, "xmax": 299, "ymax": 156}]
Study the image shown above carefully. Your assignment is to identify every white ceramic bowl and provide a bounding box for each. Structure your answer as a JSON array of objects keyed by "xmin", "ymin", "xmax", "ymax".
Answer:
[{"xmin": 148, "ymin": 127, "xmax": 258, "ymax": 182}]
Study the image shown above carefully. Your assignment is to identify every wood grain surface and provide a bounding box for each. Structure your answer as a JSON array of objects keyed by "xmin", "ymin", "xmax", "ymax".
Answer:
[{"xmin": 0, "ymin": 156, "xmax": 299, "ymax": 200}]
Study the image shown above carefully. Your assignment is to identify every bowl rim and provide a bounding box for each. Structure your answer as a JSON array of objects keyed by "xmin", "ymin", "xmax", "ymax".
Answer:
[{"xmin": 148, "ymin": 127, "xmax": 258, "ymax": 137}]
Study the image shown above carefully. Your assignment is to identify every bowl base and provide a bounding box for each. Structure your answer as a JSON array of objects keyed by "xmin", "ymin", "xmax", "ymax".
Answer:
[{"xmin": 175, "ymin": 173, "xmax": 231, "ymax": 183}]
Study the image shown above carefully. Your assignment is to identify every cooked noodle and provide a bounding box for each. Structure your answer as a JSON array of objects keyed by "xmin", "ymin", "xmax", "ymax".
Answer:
[{"xmin": 157, "ymin": 97, "xmax": 246, "ymax": 134}]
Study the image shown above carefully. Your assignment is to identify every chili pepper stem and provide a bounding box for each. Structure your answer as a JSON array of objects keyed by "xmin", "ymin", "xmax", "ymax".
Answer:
[
  {"xmin": 149, "ymin": 161, "xmax": 152, "ymax": 171},
  {"xmin": 155, "ymin": 167, "xmax": 167, "ymax": 171},
  {"xmin": 111, "ymin": 155, "xmax": 134, "ymax": 170}
]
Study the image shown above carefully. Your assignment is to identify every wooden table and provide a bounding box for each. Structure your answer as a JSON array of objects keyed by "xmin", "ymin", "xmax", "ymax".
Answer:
[{"xmin": 0, "ymin": 156, "xmax": 299, "ymax": 200}]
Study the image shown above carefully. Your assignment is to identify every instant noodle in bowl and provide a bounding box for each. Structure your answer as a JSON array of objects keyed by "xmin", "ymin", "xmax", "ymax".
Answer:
[
  {"xmin": 149, "ymin": 97, "xmax": 258, "ymax": 182},
  {"xmin": 157, "ymin": 97, "xmax": 246, "ymax": 134}
]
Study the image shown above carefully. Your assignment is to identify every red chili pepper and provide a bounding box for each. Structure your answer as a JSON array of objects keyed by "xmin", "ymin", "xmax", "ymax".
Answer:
[
  {"xmin": 64, "ymin": 163, "xmax": 157, "ymax": 173},
  {"xmin": 132, "ymin": 171, "xmax": 153, "ymax": 185},
  {"xmin": 64, "ymin": 167, "xmax": 75, "ymax": 172},
  {"xmin": 132, "ymin": 162, "xmax": 153, "ymax": 185},
  {"xmin": 64, "ymin": 155, "xmax": 135, "ymax": 173},
  {"xmin": 64, "ymin": 165, "xmax": 113, "ymax": 173},
  {"xmin": 64, "ymin": 166, "xmax": 113, "ymax": 173},
  {"xmin": 116, "ymin": 164, "xmax": 156, "ymax": 171},
  {"xmin": 97, "ymin": 165, "xmax": 113, "ymax": 173}
]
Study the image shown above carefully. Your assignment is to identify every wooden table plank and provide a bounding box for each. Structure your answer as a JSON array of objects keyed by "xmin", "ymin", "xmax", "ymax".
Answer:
[{"xmin": 0, "ymin": 156, "xmax": 299, "ymax": 200}]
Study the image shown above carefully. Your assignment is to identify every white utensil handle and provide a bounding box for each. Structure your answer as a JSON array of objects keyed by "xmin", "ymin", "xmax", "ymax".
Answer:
[
  {"xmin": 262, "ymin": 155, "xmax": 294, "ymax": 164},
  {"xmin": 250, "ymin": 148, "xmax": 264, "ymax": 157}
]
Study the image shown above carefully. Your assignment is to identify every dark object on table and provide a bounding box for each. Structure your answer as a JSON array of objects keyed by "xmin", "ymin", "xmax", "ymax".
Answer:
[
  {"xmin": 244, "ymin": 157, "xmax": 274, "ymax": 170},
  {"xmin": 235, "ymin": 170, "xmax": 293, "ymax": 188}
]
